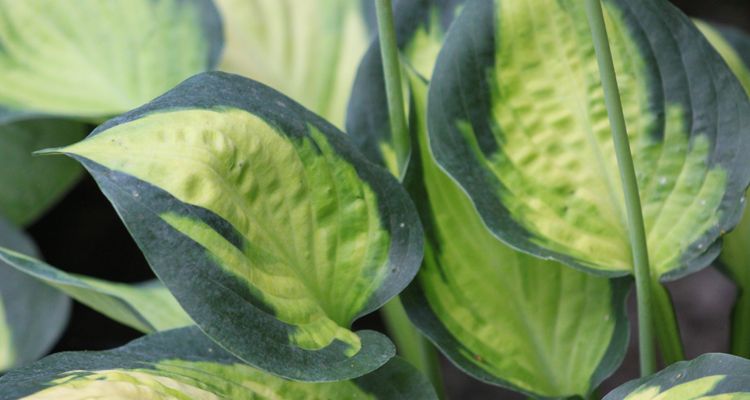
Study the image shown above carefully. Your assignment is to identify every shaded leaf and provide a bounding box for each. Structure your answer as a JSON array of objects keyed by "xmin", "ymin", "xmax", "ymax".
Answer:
[
  {"xmin": 215, "ymin": 0, "xmax": 370, "ymax": 129},
  {"xmin": 0, "ymin": 248, "xmax": 191, "ymax": 333},
  {"xmin": 0, "ymin": 118, "xmax": 86, "ymax": 226},
  {"xmin": 604, "ymin": 353, "xmax": 750, "ymax": 400},
  {"xmin": 49, "ymin": 72, "xmax": 423, "ymax": 381},
  {"xmin": 0, "ymin": 0, "xmax": 222, "ymax": 120},
  {"xmin": 0, "ymin": 218, "xmax": 69, "ymax": 372},
  {"xmin": 0, "ymin": 327, "xmax": 438, "ymax": 400},
  {"xmin": 427, "ymin": 0, "xmax": 750, "ymax": 279}
]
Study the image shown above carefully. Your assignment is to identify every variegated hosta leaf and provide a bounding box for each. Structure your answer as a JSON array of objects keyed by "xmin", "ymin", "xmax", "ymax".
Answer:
[
  {"xmin": 0, "ymin": 118, "xmax": 86, "ymax": 225},
  {"xmin": 402, "ymin": 71, "xmax": 629, "ymax": 398},
  {"xmin": 48, "ymin": 72, "xmax": 424, "ymax": 381},
  {"xmin": 0, "ymin": 248, "xmax": 191, "ymax": 333},
  {"xmin": 348, "ymin": 0, "xmax": 464, "ymax": 177},
  {"xmin": 0, "ymin": 218, "xmax": 69, "ymax": 372},
  {"xmin": 348, "ymin": 2, "xmax": 629, "ymax": 396},
  {"xmin": 215, "ymin": 0, "xmax": 370, "ymax": 129},
  {"xmin": 698, "ymin": 22, "xmax": 750, "ymax": 358},
  {"xmin": 428, "ymin": 0, "xmax": 750, "ymax": 279},
  {"xmin": 0, "ymin": 0, "xmax": 222, "ymax": 120},
  {"xmin": 0, "ymin": 327, "xmax": 438, "ymax": 400},
  {"xmin": 604, "ymin": 353, "xmax": 750, "ymax": 400}
]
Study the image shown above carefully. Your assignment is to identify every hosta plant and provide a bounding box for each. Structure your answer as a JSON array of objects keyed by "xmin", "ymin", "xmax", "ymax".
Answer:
[{"xmin": 2, "ymin": 0, "xmax": 750, "ymax": 399}]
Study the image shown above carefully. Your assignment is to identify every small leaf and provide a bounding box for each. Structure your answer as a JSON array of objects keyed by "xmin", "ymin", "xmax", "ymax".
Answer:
[
  {"xmin": 0, "ymin": 327, "xmax": 438, "ymax": 400},
  {"xmin": 0, "ymin": 0, "xmax": 222, "ymax": 119},
  {"xmin": 0, "ymin": 248, "xmax": 191, "ymax": 333},
  {"xmin": 215, "ymin": 0, "xmax": 370, "ymax": 129},
  {"xmin": 0, "ymin": 217, "xmax": 69, "ymax": 372},
  {"xmin": 51, "ymin": 72, "xmax": 424, "ymax": 381},
  {"xmin": 427, "ymin": 0, "xmax": 750, "ymax": 279},
  {"xmin": 0, "ymin": 118, "xmax": 86, "ymax": 225},
  {"xmin": 604, "ymin": 353, "xmax": 750, "ymax": 400}
]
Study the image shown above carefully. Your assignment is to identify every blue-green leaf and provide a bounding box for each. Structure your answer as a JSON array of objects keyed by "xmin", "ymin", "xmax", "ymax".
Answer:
[
  {"xmin": 0, "ymin": 217, "xmax": 69, "ymax": 372},
  {"xmin": 0, "ymin": 118, "xmax": 86, "ymax": 226}
]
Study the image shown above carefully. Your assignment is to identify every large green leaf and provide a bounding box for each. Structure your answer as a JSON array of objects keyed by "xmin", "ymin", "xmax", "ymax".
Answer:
[
  {"xmin": 0, "ymin": 248, "xmax": 191, "ymax": 334},
  {"xmin": 427, "ymin": 0, "xmax": 750, "ymax": 279},
  {"xmin": 406, "ymin": 71, "xmax": 629, "ymax": 398},
  {"xmin": 214, "ymin": 0, "xmax": 370, "ymax": 129},
  {"xmin": 697, "ymin": 22, "xmax": 750, "ymax": 358},
  {"xmin": 604, "ymin": 353, "xmax": 750, "ymax": 400},
  {"xmin": 0, "ymin": 0, "xmax": 222, "ymax": 120},
  {"xmin": 348, "ymin": 2, "xmax": 630, "ymax": 397},
  {"xmin": 0, "ymin": 218, "xmax": 69, "ymax": 372},
  {"xmin": 0, "ymin": 118, "xmax": 87, "ymax": 226},
  {"xmin": 47, "ymin": 72, "xmax": 424, "ymax": 381},
  {"xmin": 0, "ymin": 327, "xmax": 438, "ymax": 400}
]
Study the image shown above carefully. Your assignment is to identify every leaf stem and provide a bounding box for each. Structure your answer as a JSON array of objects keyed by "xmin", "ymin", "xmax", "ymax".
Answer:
[
  {"xmin": 731, "ymin": 290, "xmax": 750, "ymax": 358},
  {"xmin": 381, "ymin": 299, "xmax": 445, "ymax": 399},
  {"xmin": 375, "ymin": 1, "xmax": 445, "ymax": 396},
  {"xmin": 651, "ymin": 280, "xmax": 685, "ymax": 364},
  {"xmin": 375, "ymin": 0, "xmax": 410, "ymax": 176},
  {"xmin": 584, "ymin": 0, "xmax": 656, "ymax": 376}
]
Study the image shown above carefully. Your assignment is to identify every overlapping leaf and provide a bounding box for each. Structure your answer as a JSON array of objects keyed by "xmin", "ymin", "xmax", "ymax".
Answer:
[
  {"xmin": 215, "ymin": 0, "xmax": 371, "ymax": 129},
  {"xmin": 347, "ymin": 2, "xmax": 630, "ymax": 397},
  {"xmin": 0, "ymin": 0, "xmax": 222, "ymax": 120},
  {"xmin": 47, "ymin": 72, "xmax": 423, "ymax": 381},
  {"xmin": 698, "ymin": 22, "xmax": 750, "ymax": 358},
  {"xmin": 0, "ymin": 218, "xmax": 69, "ymax": 372},
  {"xmin": 427, "ymin": 0, "xmax": 750, "ymax": 280},
  {"xmin": 0, "ymin": 327, "xmax": 438, "ymax": 400},
  {"xmin": 0, "ymin": 248, "xmax": 191, "ymax": 333},
  {"xmin": 0, "ymin": 119, "xmax": 87, "ymax": 225},
  {"xmin": 604, "ymin": 353, "xmax": 750, "ymax": 399}
]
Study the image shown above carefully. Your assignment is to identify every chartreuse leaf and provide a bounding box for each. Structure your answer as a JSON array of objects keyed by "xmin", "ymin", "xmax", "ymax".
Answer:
[
  {"xmin": 0, "ymin": 118, "xmax": 86, "ymax": 226},
  {"xmin": 0, "ymin": 327, "xmax": 438, "ymax": 400},
  {"xmin": 348, "ymin": 0, "xmax": 464, "ymax": 177},
  {"xmin": 0, "ymin": 218, "xmax": 69, "ymax": 372},
  {"xmin": 428, "ymin": 0, "xmax": 750, "ymax": 279},
  {"xmin": 604, "ymin": 353, "xmax": 750, "ymax": 400},
  {"xmin": 214, "ymin": 0, "xmax": 370, "ymax": 129},
  {"xmin": 697, "ymin": 23, "xmax": 750, "ymax": 358},
  {"xmin": 0, "ymin": 248, "xmax": 191, "ymax": 333},
  {"xmin": 0, "ymin": 0, "xmax": 222, "ymax": 119},
  {"xmin": 47, "ymin": 72, "xmax": 423, "ymax": 381}
]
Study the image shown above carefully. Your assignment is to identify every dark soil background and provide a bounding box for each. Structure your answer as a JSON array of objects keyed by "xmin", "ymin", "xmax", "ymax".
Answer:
[{"xmin": 25, "ymin": 1, "xmax": 750, "ymax": 399}]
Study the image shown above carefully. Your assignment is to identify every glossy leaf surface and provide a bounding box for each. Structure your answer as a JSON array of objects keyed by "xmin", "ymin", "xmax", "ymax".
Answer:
[
  {"xmin": 215, "ymin": 0, "xmax": 370, "ymax": 129},
  {"xmin": 52, "ymin": 72, "xmax": 423, "ymax": 381},
  {"xmin": 604, "ymin": 353, "xmax": 750, "ymax": 400},
  {"xmin": 0, "ymin": 218, "xmax": 69, "ymax": 372},
  {"xmin": 428, "ymin": 0, "xmax": 750, "ymax": 279},
  {"xmin": 0, "ymin": 119, "xmax": 86, "ymax": 225},
  {"xmin": 0, "ymin": 248, "xmax": 191, "ymax": 333},
  {"xmin": 0, "ymin": 0, "xmax": 222, "ymax": 119},
  {"xmin": 0, "ymin": 327, "xmax": 438, "ymax": 400}
]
